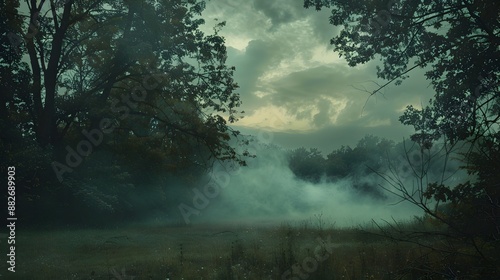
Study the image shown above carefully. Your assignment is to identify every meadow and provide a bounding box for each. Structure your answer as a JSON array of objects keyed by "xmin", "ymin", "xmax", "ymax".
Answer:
[{"xmin": 4, "ymin": 216, "xmax": 493, "ymax": 280}]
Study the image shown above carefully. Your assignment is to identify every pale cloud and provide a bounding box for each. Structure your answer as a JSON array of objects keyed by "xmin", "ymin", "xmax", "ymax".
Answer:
[
  {"xmin": 236, "ymin": 105, "xmax": 313, "ymax": 132},
  {"xmin": 199, "ymin": 0, "xmax": 435, "ymax": 148}
]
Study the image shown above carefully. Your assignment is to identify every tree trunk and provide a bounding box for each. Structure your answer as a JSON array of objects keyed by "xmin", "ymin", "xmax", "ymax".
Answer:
[{"xmin": 34, "ymin": 1, "xmax": 73, "ymax": 146}]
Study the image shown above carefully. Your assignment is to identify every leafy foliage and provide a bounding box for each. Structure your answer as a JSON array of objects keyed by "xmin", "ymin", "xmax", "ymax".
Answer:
[
  {"xmin": 286, "ymin": 135, "xmax": 395, "ymax": 198},
  {"xmin": 287, "ymin": 147, "xmax": 325, "ymax": 183},
  {"xmin": 1, "ymin": 0, "xmax": 247, "ymax": 224},
  {"xmin": 305, "ymin": 0, "xmax": 500, "ymax": 275}
]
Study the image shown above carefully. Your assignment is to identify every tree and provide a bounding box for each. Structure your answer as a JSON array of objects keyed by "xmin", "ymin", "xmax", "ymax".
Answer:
[
  {"xmin": 3, "ymin": 0, "xmax": 246, "ymax": 170},
  {"xmin": 305, "ymin": 0, "xmax": 499, "ymax": 276},
  {"xmin": 324, "ymin": 145, "xmax": 351, "ymax": 179},
  {"xmin": 304, "ymin": 0, "xmax": 499, "ymax": 145},
  {"xmin": 324, "ymin": 136, "xmax": 393, "ymax": 178},
  {"xmin": 1, "ymin": 0, "xmax": 247, "ymax": 223},
  {"xmin": 287, "ymin": 147, "xmax": 325, "ymax": 183},
  {"xmin": 323, "ymin": 135, "xmax": 392, "ymax": 198}
]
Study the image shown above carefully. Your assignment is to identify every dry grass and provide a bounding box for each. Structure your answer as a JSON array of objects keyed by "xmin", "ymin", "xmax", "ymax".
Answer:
[{"xmin": 5, "ymin": 219, "xmax": 497, "ymax": 279}]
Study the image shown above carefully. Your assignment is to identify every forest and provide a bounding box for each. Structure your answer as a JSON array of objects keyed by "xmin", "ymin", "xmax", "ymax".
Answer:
[{"xmin": 1, "ymin": 0, "xmax": 499, "ymax": 279}]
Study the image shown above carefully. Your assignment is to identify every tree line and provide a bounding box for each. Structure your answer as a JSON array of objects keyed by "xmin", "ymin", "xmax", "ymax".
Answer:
[{"xmin": 286, "ymin": 135, "xmax": 462, "ymax": 199}]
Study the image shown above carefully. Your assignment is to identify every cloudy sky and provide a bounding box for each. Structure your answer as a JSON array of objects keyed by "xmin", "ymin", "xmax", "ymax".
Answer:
[{"xmin": 200, "ymin": 0, "xmax": 435, "ymax": 152}]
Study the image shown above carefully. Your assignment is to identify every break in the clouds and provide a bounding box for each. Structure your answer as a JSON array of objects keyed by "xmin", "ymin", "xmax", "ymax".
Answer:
[{"xmin": 200, "ymin": 0, "xmax": 435, "ymax": 149}]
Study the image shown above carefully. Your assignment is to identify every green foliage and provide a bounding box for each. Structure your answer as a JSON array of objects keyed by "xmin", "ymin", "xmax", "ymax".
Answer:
[
  {"xmin": 306, "ymin": 0, "xmax": 499, "ymax": 274},
  {"xmin": 325, "ymin": 145, "xmax": 352, "ymax": 179},
  {"xmin": 287, "ymin": 135, "xmax": 394, "ymax": 183},
  {"xmin": 3, "ymin": 0, "xmax": 245, "ymax": 163},
  {"xmin": 305, "ymin": 0, "xmax": 499, "ymax": 146},
  {"xmin": 287, "ymin": 147, "xmax": 325, "ymax": 183},
  {"xmin": 328, "ymin": 135, "xmax": 393, "ymax": 177},
  {"xmin": 286, "ymin": 135, "xmax": 394, "ymax": 198},
  {"xmin": 1, "ymin": 0, "xmax": 248, "ymax": 224}
]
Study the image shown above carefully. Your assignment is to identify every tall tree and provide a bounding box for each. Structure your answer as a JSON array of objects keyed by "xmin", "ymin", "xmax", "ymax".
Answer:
[
  {"xmin": 4, "ymin": 0, "xmax": 245, "ymax": 168},
  {"xmin": 1, "ymin": 0, "xmax": 248, "ymax": 223}
]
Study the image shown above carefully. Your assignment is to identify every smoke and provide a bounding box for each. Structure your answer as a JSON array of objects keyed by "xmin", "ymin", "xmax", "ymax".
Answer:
[{"xmin": 177, "ymin": 142, "xmax": 425, "ymax": 227}]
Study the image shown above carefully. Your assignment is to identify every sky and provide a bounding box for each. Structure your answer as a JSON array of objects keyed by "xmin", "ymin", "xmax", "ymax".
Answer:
[{"xmin": 199, "ymin": 0, "xmax": 436, "ymax": 152}]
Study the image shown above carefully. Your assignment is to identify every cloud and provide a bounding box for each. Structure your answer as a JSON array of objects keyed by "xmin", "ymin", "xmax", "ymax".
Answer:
[
  {"xmin": 175, "ymin": 2, "xmax": 452, "ymax": 226},
  {"xmin": 200, "ymin": 1, "xmax": 348, "ymax": 118},
  {"xmin": 226, "ymin": 40, "xmax": 287, "ymax": 112},
  {"xmin": 252, "ymin": 0, "xmax": 297, "ymax": 29},
  {"xmin": 235, "ymin": 124, "xmax": 415, "ymax": 154},
  {"xmin": 313, "ymin": 98, "xmax": 333, "ymax": 127},
  {"xmin": 263, "ymin": 65, "xmax": 372, "ymax": 127},
  {"xmin": 200, "ymin": 0, "xmax": 436, "ymax": 150}
]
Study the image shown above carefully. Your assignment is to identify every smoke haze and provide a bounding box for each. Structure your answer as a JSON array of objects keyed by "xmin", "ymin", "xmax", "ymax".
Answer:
[{"xmin": 176, "ymin": 142, "xmax": 426, "ymax": 227}]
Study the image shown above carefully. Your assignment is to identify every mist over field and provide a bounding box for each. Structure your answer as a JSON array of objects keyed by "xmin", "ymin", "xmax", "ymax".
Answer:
[
  {"xmin": 172, "ymin": 137, "xmax": 464, "ymax": 227},
  {"xmin": 188, "ymin": 149, "xmax": 406, "ymax": 226},
  {"xmin": 2, "ymin": 0, "xmax": 498, "ymax": 278}
]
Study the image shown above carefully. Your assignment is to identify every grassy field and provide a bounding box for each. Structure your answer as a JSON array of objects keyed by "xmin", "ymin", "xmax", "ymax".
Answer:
[{"xmin": 2, "ymin": 218, "xmax": 496, "ymax": 279}]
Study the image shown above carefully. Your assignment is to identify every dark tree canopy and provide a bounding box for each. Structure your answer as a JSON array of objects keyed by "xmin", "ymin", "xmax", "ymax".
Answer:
[
  {"xmin": 286, "ymin": 135, "xmax": 394, "ymax": 199},
  {"xmin": 304, "ymin": 0, "xmax": 499, "ymax": 147},
  {"xmin": 305, "ymin": 0, "xmax": 500, "ymax": 271},
  {"xmin": 1, "ymin": 0, "xmax": 247, "ymax": 224},
  {"xmin": 1, "ymin": 0, "xmax": 246, "ymax": 170},
  {"xmin": 288, "ymin": 147, "xmax": 325, "ymax": 183}
]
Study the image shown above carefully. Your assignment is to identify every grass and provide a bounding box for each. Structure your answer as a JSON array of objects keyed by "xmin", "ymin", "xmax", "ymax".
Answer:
[{"xmin": 3, "ymin": 218, "xmax": 497, "ymax": 279}]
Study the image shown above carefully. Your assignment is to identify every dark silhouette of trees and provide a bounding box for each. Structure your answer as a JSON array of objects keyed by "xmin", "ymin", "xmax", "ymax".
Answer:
[
  {"xmin": 1, "ymin": 0, "xmax": 247, "ymax": 224},
  {"xmin": 286, "ymin": 135, "xmax": 393, "ymax": 198},
  {"xmin": 324, "ymin": 135, "xmax": 393, "ymax": 179},
  {"xmin": 324, "ymin": 145, "xmax": 351, "ymax": 180},
  {"xmin": 4, "ymin": 0, "xmax": 244, "ymax": 162},
  {"xmin": 288, "ymin": 147, "xmax": 325, "ymax": 183},
  {"xmin": 305, "ymin": 0, "xmax": 499, "ymax": 276}
]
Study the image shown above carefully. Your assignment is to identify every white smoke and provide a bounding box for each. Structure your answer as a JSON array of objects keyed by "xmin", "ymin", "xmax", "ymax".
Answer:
[{"xmin": 179, "ymin": 142, "xmax": 424, "ymax": 227}]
